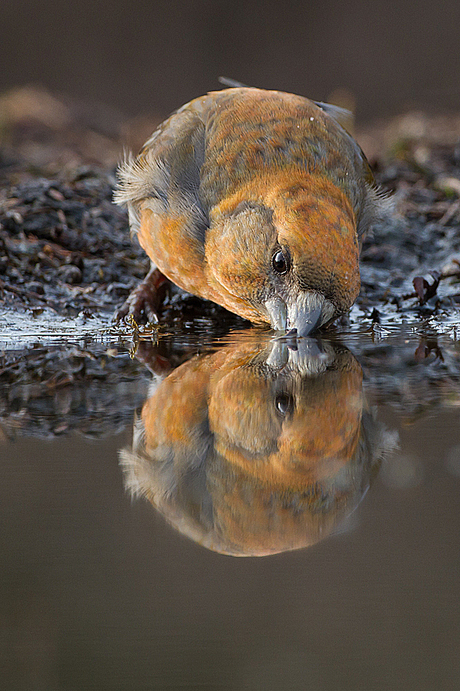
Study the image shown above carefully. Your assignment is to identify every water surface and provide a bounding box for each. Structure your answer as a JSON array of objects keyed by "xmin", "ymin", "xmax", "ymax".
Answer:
[{"xmin": 1, "ymin": 324, "xmax": 460, "ymax": 690}]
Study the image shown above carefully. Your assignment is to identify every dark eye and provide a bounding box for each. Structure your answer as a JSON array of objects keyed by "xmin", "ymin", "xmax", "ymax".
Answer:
[
  {"xmin": 272, "ymin": 249, "xmax": 289, "ymax": 274},
  {"xmin": 275, "ymin": 393, "xmax": 294, "ymax": 417}
]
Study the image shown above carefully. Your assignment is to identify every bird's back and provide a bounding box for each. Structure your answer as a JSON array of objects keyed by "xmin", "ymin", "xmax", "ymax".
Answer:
[{"xmin": 116, "ymin": 88, "xmax": 377, "ymax": 236}]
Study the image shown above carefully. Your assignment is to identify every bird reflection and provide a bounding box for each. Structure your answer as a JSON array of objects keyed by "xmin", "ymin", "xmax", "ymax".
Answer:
[{"xmin": 120, "ymin": 333, "xmax": 390, "ymax": 556}]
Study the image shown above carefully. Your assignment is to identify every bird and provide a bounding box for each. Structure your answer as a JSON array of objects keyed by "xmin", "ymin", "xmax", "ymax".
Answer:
[
  {"xmin": 114, "ymin": 86, "xmax": 385, "ymax": 335},
  {"xmin": 120, "ymin": 332, "xmax": 390, "ymax": 556}
]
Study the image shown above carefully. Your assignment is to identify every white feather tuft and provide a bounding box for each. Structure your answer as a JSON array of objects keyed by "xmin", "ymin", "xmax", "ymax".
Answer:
[{"xmin": 357, "ymin": 183, "xmax": 394, "ymax": 237}]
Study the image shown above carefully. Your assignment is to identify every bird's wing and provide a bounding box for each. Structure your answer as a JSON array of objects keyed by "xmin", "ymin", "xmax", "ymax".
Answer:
[
  {"xmin": 313, "ymin": 101, "xmax": 353, "ymax": 130},
  {"xmin": 218, "ymin": 76, "xmax": 249, "ymax": 88},
  {"xmin": 114, "ymin": 97, "xmax": 210, "ymax": 242}
]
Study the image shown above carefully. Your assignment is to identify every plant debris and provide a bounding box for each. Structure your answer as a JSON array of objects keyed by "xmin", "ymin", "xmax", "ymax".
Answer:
[{"xmin": 413, "ymin": 271, "xmax": 441, "ymax": 305}]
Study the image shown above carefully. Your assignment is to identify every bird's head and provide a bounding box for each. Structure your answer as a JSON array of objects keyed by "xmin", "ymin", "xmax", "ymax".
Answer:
[{"xmin": 205, "ymin": 172, "xmax": 360, "ymax": 335}]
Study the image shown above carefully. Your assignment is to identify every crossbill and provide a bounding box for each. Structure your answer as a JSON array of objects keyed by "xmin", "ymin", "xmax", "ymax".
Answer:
[
  {"xmin": 115, "ymin": 87, "xmax": 385, "ymax": 335},
  {"xmin": 120, "ymin": 333, "xmax": 390, "ymax": 556}
]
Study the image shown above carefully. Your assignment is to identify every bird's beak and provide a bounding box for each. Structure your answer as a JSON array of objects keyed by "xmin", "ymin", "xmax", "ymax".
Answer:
[
  {"xmin": 265, "ymin": 293, "xmax": 324, "ymax": 337},
  {"xmin": 287, "ymin": 293, "xmax": 323, "ymax": 337},
  {"xmin": 265, "ymin": 296, "xmax": 288, "ymax": 331}
]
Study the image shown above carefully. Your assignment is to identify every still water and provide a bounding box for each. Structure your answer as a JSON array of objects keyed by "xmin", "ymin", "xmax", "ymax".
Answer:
[{"xmin": 1, "ymin": 323, "xmax": 460, "ymax": 690}]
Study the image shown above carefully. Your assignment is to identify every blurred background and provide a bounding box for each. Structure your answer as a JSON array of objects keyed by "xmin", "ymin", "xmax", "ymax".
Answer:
[{"xmin": 1, "ymin": 0, "xmax": 460, "ymax": 125}]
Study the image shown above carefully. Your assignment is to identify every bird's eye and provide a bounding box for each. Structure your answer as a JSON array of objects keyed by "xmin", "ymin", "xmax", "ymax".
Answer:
[
  {"xmin": 275, "ymin": 393, "xmax": 294, "ymax": 417},
  {"xmin": 272, "ymin": 250, "xmax": 289, "ymax": 274}
]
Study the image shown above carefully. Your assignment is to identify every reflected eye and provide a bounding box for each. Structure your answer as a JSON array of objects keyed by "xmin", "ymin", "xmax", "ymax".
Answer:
[
  {"xmin": 272, "ymin": 250, "xmax": 289, "ymax": 274},
  {"xmin": 275, "ymin": 393, "xmax": 294, "ymax": 417}
]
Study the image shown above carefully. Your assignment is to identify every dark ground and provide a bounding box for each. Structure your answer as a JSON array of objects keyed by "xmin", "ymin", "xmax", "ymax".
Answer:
[{"xmin": 1, "ymin": 86, "xmax": 460, "ymax": 438}]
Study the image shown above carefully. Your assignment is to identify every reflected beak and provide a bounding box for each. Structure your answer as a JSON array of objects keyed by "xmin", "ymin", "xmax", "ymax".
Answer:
[
  {"xmin": 265, "ymin": 293, "xmax": 324, "ymax": 337},
  {"xmin": 266, "ymin": 337, "xmax": 331, "ymax": 375}
]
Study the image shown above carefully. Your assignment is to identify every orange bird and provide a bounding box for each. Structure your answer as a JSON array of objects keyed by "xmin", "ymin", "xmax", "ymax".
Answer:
[
  {"xmin": 120, "ymin": 333, "xmax": 390, "ymax": 556},
  {"xmin": 115, "ymin": 87, "xmax": 384, "ymax": 335}
]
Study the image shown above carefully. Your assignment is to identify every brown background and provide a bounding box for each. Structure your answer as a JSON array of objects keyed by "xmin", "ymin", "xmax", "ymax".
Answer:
[{"xmin": 1, "ymin": 0, "xmax": 460, "ymax": 122}]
